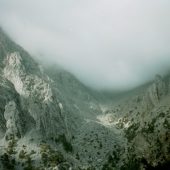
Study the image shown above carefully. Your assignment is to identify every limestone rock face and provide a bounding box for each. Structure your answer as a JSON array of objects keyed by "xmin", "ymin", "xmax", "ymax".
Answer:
[
  {"xmin": 3, "ymin": 51, "xmax": 67, "ymax": 137},
  {"xmin": 149, "ymin": 75, "xmax": 166, "ymax": 104},
  {"xmin": 4, "ymin": 52, "xmax": 27, "ymax": 96},
  {"xmin": 143, "ymin": 74, "xmax": 166, "ymax": 110},
  {"xmin": 4, "ymin": 101, "xmax": 22, "ymax": 140},
  {"xmin": 0, "ymin": 75, "xmax": 19, "ymax": 138}
]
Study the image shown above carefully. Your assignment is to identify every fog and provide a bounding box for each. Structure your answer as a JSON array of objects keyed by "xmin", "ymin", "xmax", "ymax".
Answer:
[{"xmin": 0, "ymin": 0, "xmax": 170, "ymax": 90}]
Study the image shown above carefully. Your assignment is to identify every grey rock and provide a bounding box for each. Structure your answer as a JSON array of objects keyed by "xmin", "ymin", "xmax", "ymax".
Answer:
[{"xmin": 4, "ymin": 101, "xmax": 21, "ymax": 140}]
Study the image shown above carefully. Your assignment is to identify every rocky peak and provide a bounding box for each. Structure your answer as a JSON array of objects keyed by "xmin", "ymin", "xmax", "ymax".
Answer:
[
  {"xmin": 143, "ymin": 74, "xmax": 166, "ymax": 109},
  {"xmin": 4, "ymin": 52, "xmax": 27, "ymax": 96},
  {"xmin": 150, "ymin": 74, "xmax": 166, "ymax": 104},
  {"xmin": 154, "ymin": 74, "xmax": 166, "ymax": 97},
  {"xmin": 1, "ymin": 50, "xmax": 68, "ymax": 139},
  {"xmin": 6, "ymin": 52, "xmax": 23, "ymax": 66}
]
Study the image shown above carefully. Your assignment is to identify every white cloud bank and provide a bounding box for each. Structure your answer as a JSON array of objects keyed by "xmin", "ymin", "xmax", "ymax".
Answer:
[{"xmin": 0, "ymin": 0, "xmax": 170, "ymax": 90}]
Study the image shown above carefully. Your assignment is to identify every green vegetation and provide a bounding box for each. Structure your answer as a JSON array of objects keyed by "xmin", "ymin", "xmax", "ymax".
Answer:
[
  {"xmin": 5, "ymin": 137, "xmax": 17, "ymax": 155},
  {"xmin": 163, "ymin": 118, "xmax": 170, "ymax": 129},
  {"xmin": 141, "ymin": 118, "xmax": 157, "ymax": 134},
  {"xmin": 125, "ymin": 123, "xmax": 140, "ymax": 141},
  {"xmin": 19, "ymin": 150, "xmax": 27, "ymax": 159},
  {"xmin": 102, "ymin": 157, "xmax": 115, "ymax": 170},
  {"xmin": 40, "ymin": 143, "xmax": 65, "ymax": 167},
  {"xmin": 102, "ymin": 149, "xmax": 121, "ymax": 170},
  {"xmin": 0, "ymin": 153, "xmax": 15, "ymax": 170},
  {"xmin": 55, "ymin": 134, "xmax": 73, "ymax": 152},
  {"xmin": 120, "ymin": 157, "xmax": 140, "ymax": 170},
  {"xmin": 19, "ymin": 149, "xmax": 36, "ymax": 160},
  {"xmin": 23, "ymin": 156, "xmax": 34, "ymax": 170},
  {"xmin": 77, "ymin": 166, "xmax": 96, "ymax": 170}
]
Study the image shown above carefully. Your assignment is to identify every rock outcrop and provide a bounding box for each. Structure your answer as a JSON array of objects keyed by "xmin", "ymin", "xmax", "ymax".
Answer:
[
  {"xmin": 143, "ymin": 74, "xmax": 167, "ymax": 110},
  {"xmin": 6, "ymin": 52, "xmax": 69, "ymax": 138},
  {"xmin": 4, "ymin": 101, "xmax": 22, "ymax": 140}
]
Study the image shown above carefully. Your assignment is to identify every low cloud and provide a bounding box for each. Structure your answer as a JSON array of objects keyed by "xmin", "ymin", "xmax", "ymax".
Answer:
[{"xmin": 0, "ymin": 0, "xmax": 170, "ymax": 90}]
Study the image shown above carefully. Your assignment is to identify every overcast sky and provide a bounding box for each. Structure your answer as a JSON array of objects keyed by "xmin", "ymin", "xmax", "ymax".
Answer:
[{"xmin": 0, "ymin": 0, "xmax": 170, "ymax": 90}]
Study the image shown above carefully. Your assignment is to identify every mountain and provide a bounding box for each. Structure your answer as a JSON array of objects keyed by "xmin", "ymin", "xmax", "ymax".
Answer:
[{"xmin": 0, "ymin": 28, "xmax": 169, "ymax": 170}]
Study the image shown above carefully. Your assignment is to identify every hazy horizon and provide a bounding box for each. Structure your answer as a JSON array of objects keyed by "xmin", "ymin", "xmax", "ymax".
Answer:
[{"xmin": 0, "ymin": 0, "xmax": 170, "ymax": 90}]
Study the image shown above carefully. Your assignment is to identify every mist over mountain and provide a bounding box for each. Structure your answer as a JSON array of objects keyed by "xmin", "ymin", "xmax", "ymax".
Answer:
[
  {"xmin": 0, "ymin": 0, "xmax": 170, "ymax": 90},
  {"xmin": 0, "ymin": 23, "xmax": 170, "ymax": 170},
  {"xmin": 0, "ymin": 1, "xmax": 170, "ymax": 170}
]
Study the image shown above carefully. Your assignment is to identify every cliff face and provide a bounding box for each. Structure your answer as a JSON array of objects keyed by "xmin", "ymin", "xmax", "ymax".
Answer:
[
  {"xmin": 4, "ymin": 51, "xmax": 68, "ymax": 137},
  {"xmin": 0, "ymin": 28, "xmax": 169, "ymax": 170},
  {"xmin": 142, "ymin": 74, "xmax": 167, "ymax": 110}
]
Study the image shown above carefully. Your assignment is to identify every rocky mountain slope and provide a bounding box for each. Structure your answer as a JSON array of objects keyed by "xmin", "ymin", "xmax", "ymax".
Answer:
[{"xmin": 0, "ymin": 28, "xmax": 169, "ymax": 170}]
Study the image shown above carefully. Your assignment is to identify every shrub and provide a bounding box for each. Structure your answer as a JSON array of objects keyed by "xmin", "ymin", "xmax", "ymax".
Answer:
[
  {"xmin": 0, "ymin": 153, "xmax": 15, "ymax": 170},
  {"xmin": 19, "ymin": 150, "xmax": 26, "ymax": 159},
  {"xmin": 55, "ymin": 134, "xmax": 73, "ymax": 152}
]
